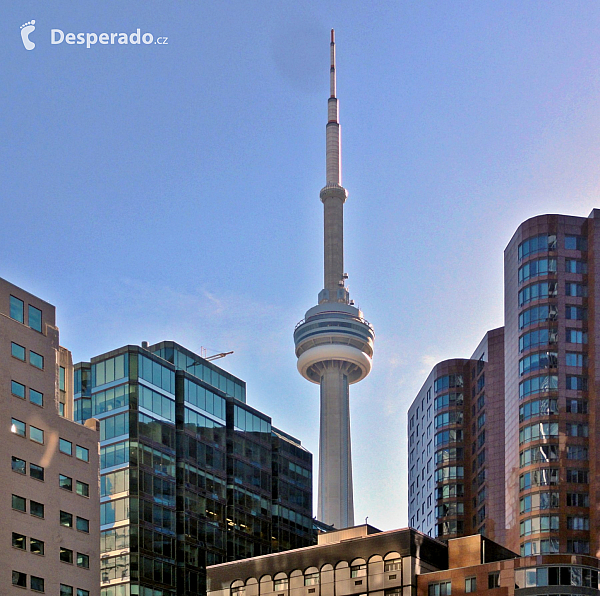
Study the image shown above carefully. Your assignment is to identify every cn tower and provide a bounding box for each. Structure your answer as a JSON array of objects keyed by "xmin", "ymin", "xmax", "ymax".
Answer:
[{"xmin": 294, "ymin": 30, "xmax": 375, "ymax": 529}]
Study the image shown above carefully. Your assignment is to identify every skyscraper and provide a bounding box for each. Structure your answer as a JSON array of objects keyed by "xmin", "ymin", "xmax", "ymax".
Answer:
[
  {"xmin": 293, "ymin": 31, "xmax": 375, "ymax": 529},
  {"xmin": 409, "ymin": 209, "xmax": 600, "ymax": 557},
  {"xmin": 1, "ymin": 277, "xmax": 100, "ymax": 596},
  {"xmin": 408, "ymin": 328, "xmax": 505, "ymax": 543},
  {"xmin": 74, "ymin": 340, "xmax": 313, "ymax": 596}
]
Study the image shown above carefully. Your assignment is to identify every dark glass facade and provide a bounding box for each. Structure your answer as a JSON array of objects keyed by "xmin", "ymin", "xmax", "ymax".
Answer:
[{"xmin": 74, "ymin": 341, "xmax": 313, "ymax": 596}]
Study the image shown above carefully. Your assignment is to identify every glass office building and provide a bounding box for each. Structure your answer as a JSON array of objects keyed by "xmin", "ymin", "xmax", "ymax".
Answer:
[{"xmin": 74, "ymin": 341, "xmax": 313, "ymax": 596}]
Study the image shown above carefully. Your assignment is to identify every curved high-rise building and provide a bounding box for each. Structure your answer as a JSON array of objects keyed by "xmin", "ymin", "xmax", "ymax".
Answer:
[{"xmin": 294, "ymin": 30, "xmax": 375, "ymax": 529}]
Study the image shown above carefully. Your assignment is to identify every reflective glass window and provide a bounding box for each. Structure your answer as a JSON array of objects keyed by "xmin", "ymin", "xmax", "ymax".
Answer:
[
  {"xmin": 11, "ymin": 380, "xmax": 25, "ymax": 398},
  {"xmin": 10, "ymin": 296, "xmax": 24, "ymax": 322},
  {"xmin": 12, "ymin": 532, "xmax": 26, "ymax": 549},
  {"xmin": 30, "ymin": 388, "xmax": 43, "ymax": 406},
  {"xmin": 28, "ymin": 305, "xmax": 42, "ymax": 332},
  {"xmin": 30, "ymin": 426, "xmax": 44, "ymax": 444},
  {"xmin": 11, "ymin": 342, "xmax": 25, "ymax": 361},
  {"xmin": 11, "ymin": 418, "xmax": 25, "ymax": 437},
  {"xmin": 30, "ymin": 351, "xmax": 43, "ymax": 369},
  {"xmin": 12, "ymin": 456, "xmax": 26, "ymax": 474}
]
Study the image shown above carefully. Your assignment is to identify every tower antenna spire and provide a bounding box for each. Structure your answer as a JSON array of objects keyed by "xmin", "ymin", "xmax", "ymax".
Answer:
[{"xmin": 330, "ymin": 29, "xmax": 336, "ymax": 99}]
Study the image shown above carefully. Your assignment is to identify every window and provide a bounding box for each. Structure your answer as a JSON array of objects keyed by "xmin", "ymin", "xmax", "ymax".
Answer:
[
  {"xmin": 519, "ymin": 468, "xmax": 559, "ymax": 490},
  {"xmin": 520, "ymin": 328, "xmax": 557, "ymax": 353},
  {"xmin": 428, "ymin": 581, "xmax": 451, "ymax": 596},
  {"xmin": 565, "ymin": 306, "xmax": 587, "ymax": 320},
  {"xmin": 565, "ymin": 282, "xmax": 587, "ymax": 297},
  {"xmin": 77, "ymin": 590, "xmax": 89, "ymax": 596},
  {"xmin": 465, "ymin": 577, "xmax": 476, "ymax": 593},
  {"xmin": 520, "ymin": 445, "xmax": 559, "ymax": 467},
  {"xmin": 31, "ymin": 576, "xmax": 44, "ymax": 592},
  {"xmin": 30, "ymin": 426, "xmax": 44, "ymax": 444},
  {"xmin": 384, "ymin": 558, "xmax": 402, "ymax": 572},
  {"xmin": 565, "ymin": 353, "xmax": 586, "ymax": 367},
  {"xmin": 565, "ymin": 235, "xmax": 587, "ymax": 250},
  {"xmin": 519, "ymin": 422, "xmax": 559, "ymax": 445},
  {"xmin": 12, "ymin": 571, "xmax": 27, "ymax": 587},
  {"xmin": 76, "ymin": 516, "xmax": 90, "ymax": 533},
  {"xmin": 60, "ymin": 586, "xmax": 73, "ymax": 596},
  {"xmin": 434, "ymin": 374, "xmax": 463, "ymax": 392},
  {"xmin": 566, "ymin": 329, "xmax": 587, "ymax": 344},
  {"xmin": 519, "ymin": 375, "xmax": 558, "ymax": 398},
  {"xmin": 434, "ymin": 411, "xmax": 463, "ymax": 428},
  {"xmin": 519, "ymin": 281, "xmax": 558, "ymax": 306},
  {"xmin": 11, "ymin": 342, "xmax": 26, "ymax": 361},
  {"xmin": 436, "ymin": 502, "xmax": 464, "ymax": 517},
  {"xmin": 566, "ymin": 493, "xmax": 589, "ymax": 507},
  {"xmin": 566, "ymin": 469, "xmax": 589, "ymax": 483},
  {"xmin": 29, "ymin": 389, "xmax": 43, "ymax": 407},
  {"xmin": 519, "ymin": 398, "xmax": 558, "ymax": 421},
  {"xmin": 488, "ymin": 573, "xmax": 500, "ymax": 589},
  {"xmin": 567, "ymin": 540, "xmax": 590, "ymax": 554},
  {"xmin": 76, "ymin": 480, "xmax": 89, "ymax": 497},
  {"xmin": 520, "ymin": 515, "xmax": 559, "ymax": 536},
  {"xmin": 273, "ymin": 578, "xmax": 288, "ymax": 591},
  {"xmin": 76, "ymin": 553, "xmax": 89, "ymax": 569},
  {"xmin": 304, "ymin": 573, "xmax": 319, "ymax": 586},
  {"xmin": 30, "ymin": 501, "xmax": 44, "ymax": 518},
  {"xmin": 59, "ymin": 474, "xmax": 73, "ymax": 491},
  {"xmin": 518, "ymin": 258, "xmax": 557, "ymax": 283},
  {"xmin": 566, "ymin": 399, "xmax": 588, "ymax": 413},
  {"xmin": 59, "ymin": 439, "xmax": 72, "ymax": 455},
  {"xmin": 60, "ymin": 511, "xmax": 73, "ymax": 527},
  {"xmin": 565, "ymin": 258, "xmax": 587, "ymax": 273},
  {"xmin": 567, "ymin": 423, "xmax": 589, "ymax": 437},
  {"xmin": 435, "ymin": 466, "xmax": 464, "ymax": 482},
  {"xmin": 28, "ymin": 305, "xmax": 42, "ymax": 332},
  {"xmin": 12, "ymin": 532, "xmax": 26, "ymax": 550},
  {"xmin": 519, "ymin": 304, "xmax": 557, "ymax": 329},
  {"xmin": 11, "ymin": 418, "xmax": 25, "ymax": 436},
  {"xmin": 30, "ymin": 351, "xmax": 44, "ymax": 369},
  {"xmin": 12, "ymin": 380, "xmax": 25, "ymax": 398},
  {"xmin": 519, "ymin": 351, "xmax": 558, "ymax": 375},
  {"xmin": 566, "ymin": 376, "xmax": 588, "ymax": 391},
  {"xmin": 60, "ymin": 547, "xmax": 73, "ymax": 563},
  {"xmin": 10, "ymin": 296, "xmax": 24, "ymax": 322},
  {"xmin": 30, "ymin": 538, "xmax": 44, "ymax": 555},
  {"xmin": 434, "ymin": 392, "xmax": 464, "ymax": 410},
  {"xmin": 59, "ymin": 366, "xmax": 65, "ymax": 391},
  {"xmin": 30, "ymin": 463, "xmax": 44, "ymax": 481},
  {"xmin": 351, "ymin": 565, "xmax": 366, "ymax": 578},
  {"xmin": 76, "ymin": 445, "xmax": 89, "ymax": 462},
  {"xmin": 12, "ymin": 494, "xmax": 26, "ymax": 512},
  {"xmin": 567, "ymin": 516, "xmax": 590, "ymax": 530},
  {"xmin": 12, "ymin": 456, "xmax": 26, "ymax": 474},
  {"xmin": 518, "ymin": 234, "xmax": 556, "ymax": 260}
]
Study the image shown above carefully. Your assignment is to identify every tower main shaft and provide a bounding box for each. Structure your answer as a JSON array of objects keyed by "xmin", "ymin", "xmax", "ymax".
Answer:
[{"xmin": 294, "ymin": 31, "xmax": 374, "ymax": 529}]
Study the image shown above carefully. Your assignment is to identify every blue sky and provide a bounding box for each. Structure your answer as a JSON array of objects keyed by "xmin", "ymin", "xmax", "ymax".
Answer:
[{"xmin": 3, "ymin": 1, "xmax": 600, "ymax": 530}]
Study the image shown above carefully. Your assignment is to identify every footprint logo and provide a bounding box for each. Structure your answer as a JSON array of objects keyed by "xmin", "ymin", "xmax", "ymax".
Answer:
[{"xmin": 21, "ymin": 20, "xmax": 36, "ymax": 50}]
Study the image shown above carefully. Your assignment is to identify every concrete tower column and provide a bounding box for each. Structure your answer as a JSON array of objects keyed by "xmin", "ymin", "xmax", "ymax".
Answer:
[{"xmin": 318, "ymin": 365, "xmax": 354, "ymax": 527}]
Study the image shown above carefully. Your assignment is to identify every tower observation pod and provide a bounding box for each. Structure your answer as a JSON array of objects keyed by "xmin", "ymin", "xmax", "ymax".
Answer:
[{"xmin": 293, "ymin": 30, "xmax": 374, "ymax": 529}]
